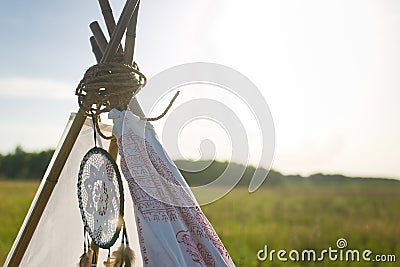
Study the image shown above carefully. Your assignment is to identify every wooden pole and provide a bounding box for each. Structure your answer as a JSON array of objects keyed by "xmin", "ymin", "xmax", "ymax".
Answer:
[
  {"xmin": 89, "ymin": 31, "xmax": 121, "ymax": 169},
  {"xmin": 90, "ymin": 4, "xmax": 142, "ymax": 160},
  {"xmin": 90, "ymin": 36, "xmax": 103, "ymax": 62},
  {"xmin": 97, "ymin": 0, "xmax": 141, "ymax": 160},
  {"xmin": 125, "ymin": 2, "xmax": 146, "ymax": 118},
  {"xmin": 124, "ymin": 0, "xmax": 140, "ymax": 65},
  {"xmin": 98, "ymin": 0, "xmax": 123, "ymax": 53},
  {"xmin": 98, "ymin": 0, "xmax": 117, "ymax": 38},
  {"xmin": 101, "ymin": 1, "xmax": 137, "ymax": 61},
  {"xmin": 101, "ymin": 0, "xmax": 139, "ymax": 62},
  {"xmin": 6, "ymin": 109, "xmax": 87, "ymax": 266},
  {"xmin": 6, "ymin": 1, "xmax": 140, "ymax": 265},
  {"xmin": 90, "ymin": 22, "xmax": 109, "ymax": 53}
]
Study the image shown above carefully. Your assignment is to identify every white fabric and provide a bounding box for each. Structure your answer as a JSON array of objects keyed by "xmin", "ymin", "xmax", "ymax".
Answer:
[
  {"xmin": 110, "ymin": 109, "xmax": 235, "ymax": 267},
  {"xmin": 5, "ymin": 114, "xmax": 142, "ymax": 267}
]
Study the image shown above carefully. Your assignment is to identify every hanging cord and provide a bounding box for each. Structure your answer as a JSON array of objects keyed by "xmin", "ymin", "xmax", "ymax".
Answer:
[
  {"xmin": 92, "ymin": 109, "xmax": 115, "ymax": 140},
  {"xmin": 121, "ymin": 224, "xmax": 126, "ymax": 245},
  {"xmin": 138, "ymin": 91, "xmax": 180, "ymax": 121},
  {"xmin": 79, "ymin": 228, "xmax": 93, "ymax": 267},
  {"xmin": 122, "ymin": 224, "xmax": 129, "ymax": 246},
  {"xmin": 92, "ymin": 249, "xmax": 97, "ymax": 267},
  {"xmin": 76, "ymin": 61, "xmax": 180, "ymax": 139},
  {"xmin": 90, "ymin": 110, "xmax": 98, "ymax": 147},
  {"xmin": 83, "ymin": 228, "xmax": 87, "ymax": 254}
]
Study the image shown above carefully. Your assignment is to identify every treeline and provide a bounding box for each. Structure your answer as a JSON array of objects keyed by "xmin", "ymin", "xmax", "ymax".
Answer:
[
  {"xmin": 1, "ymin": 147, "xmax": 399, "ymax": 187},
  {"xmin": 176, "ymin": 160, "xmax": 400, "ymax": 187},
  {"xmin": 0, "ymin": 146, "xmax": 54, "ymax": 180}
]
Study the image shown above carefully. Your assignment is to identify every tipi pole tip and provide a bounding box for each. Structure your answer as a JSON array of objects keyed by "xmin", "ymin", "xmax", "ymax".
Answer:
[
  {"xmin": 98, "ymin": 0, "xmax": 123, "ymax": 53},
  {"xmin": 90, "ymin": 21, "xmax": 108, "ymax": 53},
  {"xmin": 90, "ymin": 36, "xmax": 103, "ymax": 62},
  {"xmin": 124, "ymin": 0, "xmax": 140, "ymax": 65},
  {"xmin": 101, "ymin": 0, "xmax": 140, "ymax": 62},
  {"xmin": 98, "ymin": 0, "xmax": 117, "ymax": 36}
]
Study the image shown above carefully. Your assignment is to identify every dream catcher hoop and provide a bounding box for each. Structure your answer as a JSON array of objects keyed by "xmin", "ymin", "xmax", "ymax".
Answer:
[
  {"xmin": 77, "ymin": 146, "xmax": 124, "ymax": 249},
  {"xmin": 77, "ymin": 113, "xmax": 134, "ymax": 267}
]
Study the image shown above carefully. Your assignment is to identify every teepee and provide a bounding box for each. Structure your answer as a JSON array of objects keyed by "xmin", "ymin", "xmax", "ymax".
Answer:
[{"xmin": 5, "ymin": 1, "xmax": 234, "ymax": 266}]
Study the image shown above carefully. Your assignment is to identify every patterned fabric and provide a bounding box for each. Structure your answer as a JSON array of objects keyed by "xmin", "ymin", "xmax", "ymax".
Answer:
[{"xmin": 110, "ymin": 109, "xmax": 235, "ymax": 267}]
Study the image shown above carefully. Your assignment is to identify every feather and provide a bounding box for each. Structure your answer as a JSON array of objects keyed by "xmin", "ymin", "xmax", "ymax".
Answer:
[
  {"xmin": 111, "ymin": 246, "xmax": 124, "ymax": 266},
  {"xmin": 123, "ymin": 245, "xmax": 135, "ymax": 267},
  {"xmin": 110, "ymin": 245, "xmax": 135, "ymax": 267},
  {"xmin": 79, "ymin": 248, "xmax": 93, "ymax": 267},
  {"xmin": 103, "ymin": 256, "xmax": 113, "ymax": 267}
]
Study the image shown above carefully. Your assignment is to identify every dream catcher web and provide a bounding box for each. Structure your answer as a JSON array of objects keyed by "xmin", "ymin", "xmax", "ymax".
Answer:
[
  {"xmin": 77, "ymin": 113, "xmax": 134, "ymax": 266},
  {"xmin": 77, "ymin": 146, "xmax": 123, "ymax": 249}
]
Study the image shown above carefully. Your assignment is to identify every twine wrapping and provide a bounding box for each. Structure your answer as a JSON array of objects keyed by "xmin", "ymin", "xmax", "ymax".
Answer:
[
  {"xmin": 76, "ymin": 62, "xmax": 146, "ymax": 115},
  {"xmin": 76, "ymin": 61, "xmax": 179, "ymax": 139}
]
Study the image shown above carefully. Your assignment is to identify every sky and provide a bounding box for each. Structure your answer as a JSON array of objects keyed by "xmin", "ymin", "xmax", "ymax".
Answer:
[{"xmin": 0, "ymin": 0, "xmax": 399, "ymax": 179}]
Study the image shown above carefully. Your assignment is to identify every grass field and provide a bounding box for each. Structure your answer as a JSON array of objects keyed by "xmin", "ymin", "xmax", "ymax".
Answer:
[
  {"xmin": 0, "ymin": 180, "xmax": 399, "ymax": 266},
  {"xmin": 0, "ymin": 180, "xmax": 39, "ymax": 265}
]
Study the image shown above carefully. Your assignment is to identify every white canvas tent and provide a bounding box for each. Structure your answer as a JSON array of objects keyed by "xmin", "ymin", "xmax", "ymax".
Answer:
[{"xmin": 4, "ymin": 115, "xmax": 143, "ymax": 266}]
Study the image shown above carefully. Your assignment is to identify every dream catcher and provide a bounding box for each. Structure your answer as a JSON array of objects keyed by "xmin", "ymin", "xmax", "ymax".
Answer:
[{"xmin": 77, "ymin": 112, "xmax": 134, "ymax": 267}]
